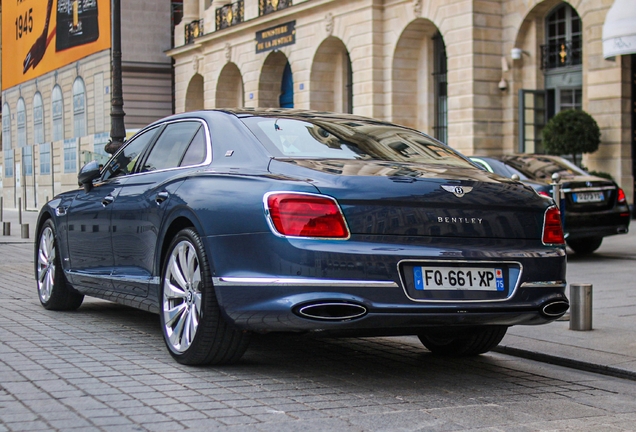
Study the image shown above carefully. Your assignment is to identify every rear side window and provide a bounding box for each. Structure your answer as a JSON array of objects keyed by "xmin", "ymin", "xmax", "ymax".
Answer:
[{"xmin": 141, "ymin": 121, "xmax": 203, "ymax": 172}]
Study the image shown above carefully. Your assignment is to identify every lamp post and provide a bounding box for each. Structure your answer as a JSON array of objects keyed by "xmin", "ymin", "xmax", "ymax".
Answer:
[{"xmin": 105, "ymin": 0, "xmax": 126, "ymax": 155}]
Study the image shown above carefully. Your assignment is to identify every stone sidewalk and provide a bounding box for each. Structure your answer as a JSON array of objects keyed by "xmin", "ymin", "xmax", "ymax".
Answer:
[{"xmin": 3, "ymin": 207, "xmax": 635, "ymax": 381}]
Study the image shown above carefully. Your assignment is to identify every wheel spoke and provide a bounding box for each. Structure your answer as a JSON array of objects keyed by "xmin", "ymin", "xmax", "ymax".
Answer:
[
  {"xmin": 165, "ymin": 300, "xmax": 187, "ymax": 328},
  {"xmin": 164, "ymin": 280, "xmax": 186, "ymax": 300},
  {"xmin": 171, "ymin": 246, "xmax": 189, "ymax": 290},
  {"xmin": 169, "ymin": 305, "xmax": 188, "ymax": 348}
]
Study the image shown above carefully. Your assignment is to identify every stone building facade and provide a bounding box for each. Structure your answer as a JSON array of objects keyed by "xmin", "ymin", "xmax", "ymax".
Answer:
[
  {"xmin": 169, "ymin": 0, "xmax": 635, "ymax": 203},
  {"xmin": 1, "ymin": 0, "xmax": 174, "ymax": 210}
]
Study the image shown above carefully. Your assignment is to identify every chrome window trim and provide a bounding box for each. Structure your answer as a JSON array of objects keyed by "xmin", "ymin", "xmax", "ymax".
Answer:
[
  {"xmin": 213, "ymin": 277, "xmax": 397, "ymax": 288},
  {"xmin": 262, "ymin": 191, "xmax": 352, "ymax": 240},
  {"xmin": 396, "ymin": 259, "xmax": 523, "ymax": 303},
  {"xmin": 106, "ymin": 118, "xmax": 213, "ymax": 180}
]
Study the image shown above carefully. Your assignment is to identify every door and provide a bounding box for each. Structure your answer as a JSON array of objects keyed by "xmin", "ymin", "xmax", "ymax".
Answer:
[{"xmin": 110, "ymin": 121, "xmax": 208, "ymax": 296}]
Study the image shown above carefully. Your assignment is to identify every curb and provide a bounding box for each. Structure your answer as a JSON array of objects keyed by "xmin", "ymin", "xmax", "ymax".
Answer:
[{"xmin": 494, "ymin": 345, "xmax": 636, "ymax": 382}]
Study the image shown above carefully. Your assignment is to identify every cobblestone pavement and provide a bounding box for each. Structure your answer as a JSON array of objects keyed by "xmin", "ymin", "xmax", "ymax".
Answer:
[{"xmin": 1, "ymin": 241, "xmax": 636, "ymax": 431}]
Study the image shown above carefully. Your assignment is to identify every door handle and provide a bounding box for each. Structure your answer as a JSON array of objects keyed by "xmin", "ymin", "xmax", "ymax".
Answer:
[
  {"xmin": 155, "ymin": 191, "xmax": 169, "ymax": 205},
  {"xmin": 102, "ymin": 195, "xmax": 114, "ymax": 207}
]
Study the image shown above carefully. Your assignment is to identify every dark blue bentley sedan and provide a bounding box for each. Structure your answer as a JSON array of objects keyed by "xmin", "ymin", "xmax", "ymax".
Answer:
[{"xmin": 35, "ymin": 109, "xmax": 568, "ymax": 365}]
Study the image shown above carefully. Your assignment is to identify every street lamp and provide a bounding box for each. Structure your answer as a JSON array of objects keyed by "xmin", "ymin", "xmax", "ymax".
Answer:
[{"xmin": 105, "ymin": 0, "xmax": 126, "ymax": 154}]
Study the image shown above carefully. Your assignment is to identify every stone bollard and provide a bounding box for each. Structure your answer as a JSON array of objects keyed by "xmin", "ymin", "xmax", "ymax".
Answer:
[
  {"xmin": 570, "ymin": 283, "xmax": 593, "ymax": 331},
  {"xmin": 2, "ymin": 222, "xmax": 10, "ymax": 236},
  {"xmin": 21, "ymin": 224, "xmax": 30, "ymax": 239}
]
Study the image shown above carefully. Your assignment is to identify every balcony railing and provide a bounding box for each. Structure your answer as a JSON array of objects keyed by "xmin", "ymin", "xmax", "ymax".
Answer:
[
  {"xmin": 184, "ymin": 19, "xmax": 204, "ymax": 44},
  {"xmin": 540, "ymin": 40, "xmax": 582, "ymax": 70},
  {"xmin": 259, "ymin": 0, "xmax": 292, "ymax": 16},
  {"xmin": 216, "ymin": 0, "xmax": 244, "ymax": 31}
]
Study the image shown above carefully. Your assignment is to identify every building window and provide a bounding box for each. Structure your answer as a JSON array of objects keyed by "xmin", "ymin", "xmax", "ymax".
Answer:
[
  {"xmin": 17, "ymin": 98, "xmax": 27, "ymax": 148},
  {"xmin": 33, "ymin": 93, "xmax": 45, "ymax": 144},
  {"xmin": 40, "ymin": 142, "xmax": 51, "ymax": 175},
  {"xmin": 279, "ymin": 61, "xmax": 294, "ymax": 108},
  {"xmin": 73, "ymin": 77, "xmax": 87, "ymax": 137},
  {"xmin": 2, "ymin": 103, "xmax": 11, "ymax": 150},
  {"xmin": 64, "ymin": 139, "xmax": 77, "ymax": 173},
  {"xmin": 4, "ymin": 149, "xmax": 14, "ymax": 177},
  {"xmin": 541, "ymin": 4, "xmax": 582, "ymax": 70},
  {"xmin": 518, "ymin": 90, "xmax": 547, "ymax": 153},
  {"xmin": 433, "ymin": 32, "xmax": 448, "ymax": 144},
  {"xmin": 52, "ymin": 85, "xmax": 64, "ymax": 141},
  {"xmin": 22, "ymin": 146, "xmax": 33, "ymax": 176}
]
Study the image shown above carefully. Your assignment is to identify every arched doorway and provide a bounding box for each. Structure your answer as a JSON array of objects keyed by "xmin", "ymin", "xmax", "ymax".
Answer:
[
  {"xmin": 185, "ymin": 74, "xmax": 204, "ymax": 111},
  {"xmin": 391, "ymin": 19, "xmax": 443, "ymax": 140},
  {"xmin": 310, "ymin": 37, "xmax": 353, "ymax": 113},
  {"xmin": 259, "ymin": 51, "xmax": 293, "ymax": 108},
  {"xmin": 216, "ymin": 63, "xmax": 244, "ymax": 108},
  {"xmin": 515, "ymin": 1, "xmax": 583, "ymax": 154}
]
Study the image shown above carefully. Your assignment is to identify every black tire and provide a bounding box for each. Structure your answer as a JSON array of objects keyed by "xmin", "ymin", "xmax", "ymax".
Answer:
[
  {"xmin": 160, "ymin": 228, "xmax": 250, "ymax": 365},
  {"xmin": 35, "ymin": 219, "xmax": 84, "ymax": 311},
  {"xmin": 418, "ymin": 326, "xmax": 508, "ymax": 356},
  {"xmin": 566, "ymin": 237, "xmax": 603, "ymax": 255}
]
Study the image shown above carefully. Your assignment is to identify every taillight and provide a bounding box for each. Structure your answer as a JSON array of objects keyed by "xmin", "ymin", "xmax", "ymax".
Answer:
[
  {"xmin": 543, "ymin": 206, "xmax": 565, "ymax": 245},
  {"xmin": 617, "ymin": 188, "xmax": 627, "ymax": 204},
  {"xmin": 266, "ymin": 193, "xmax": 349, "ymax": 239},
  {"xmin": 537, "ymin": 191, "xmax": 551, "ymax": 198}
]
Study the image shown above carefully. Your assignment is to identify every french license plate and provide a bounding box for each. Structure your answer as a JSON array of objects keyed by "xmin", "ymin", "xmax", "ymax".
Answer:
[
  {"xmin": 573, "ymin": 191, "xmax": 604, "ymax": 203},
  {"xmin": 413, "ymin": 267, "xmax": 505, "ymax": 291}
]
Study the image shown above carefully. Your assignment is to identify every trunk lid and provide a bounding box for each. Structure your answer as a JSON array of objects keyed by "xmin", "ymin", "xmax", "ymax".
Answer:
[{"xmin": 269, "ymin": 159, "xmax": 550, "ymax": 240}]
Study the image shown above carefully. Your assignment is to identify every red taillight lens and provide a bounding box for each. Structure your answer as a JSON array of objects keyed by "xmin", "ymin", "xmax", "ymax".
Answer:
[
  {"xmin": 537, "ymin": 191, "xmax": 551, "ymax": 198},
  {"xmin": 543, "ymin": 206, "xmax": 565, "ymax": 245},
  {"xmin": 266, "ymin": 193, "xmax": 349, "ymax": 238},
  {"xmin": 617, "ymin": 188, "xmax": 626, "ymax": 204}
]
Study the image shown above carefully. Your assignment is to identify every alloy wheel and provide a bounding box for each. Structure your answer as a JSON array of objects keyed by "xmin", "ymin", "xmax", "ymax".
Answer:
[
  {"xmin": 37, "ymin": 226, "xmax": 56, "ymax": 303},
  {"xmin": 162, "ymin": 240, "xmax": 203, "ymax": 353}
]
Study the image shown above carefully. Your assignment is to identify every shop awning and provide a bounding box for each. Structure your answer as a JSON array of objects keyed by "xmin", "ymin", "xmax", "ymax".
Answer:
[{"xmin": 603, "ymin": 0, "xmax": 636, "ymax": 58}]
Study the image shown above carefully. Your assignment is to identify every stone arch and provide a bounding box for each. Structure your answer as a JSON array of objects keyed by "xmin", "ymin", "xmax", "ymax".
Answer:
[
  {"xmin": 185, "ymin": 74, "xmax": 204, "ymax": 111},
  {"xmin": 310, "ymin": 37, "xmax": 352, "ymax": 113},
  {"xmin": 258, "ymin": 51, "xmax": 291, "ymax": 108},
  {"xmin": 391, "ymin": 18, "xmax": 440, "ymax": 132},
  {"xmin": 216, "ymin": 63, "xmax": 244, "ymax": 108}
]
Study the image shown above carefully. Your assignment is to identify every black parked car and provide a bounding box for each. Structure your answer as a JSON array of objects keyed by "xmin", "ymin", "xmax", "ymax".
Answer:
[
  {"xmin": 35, "ymin": 110, "xmax": 568, "ymax": 365},
  {"xmin": 470, "ymin": 155, "xmax": 630, "ymax": 254}
]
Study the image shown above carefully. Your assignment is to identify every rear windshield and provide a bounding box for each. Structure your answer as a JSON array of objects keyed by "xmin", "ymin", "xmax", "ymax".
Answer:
[
  {"xmin": 501, "ymin": 155, "xmax": 588, "ymax": 181},
  {"xmin": 241, "ymin": 117, "xmax": 474, "ymax": 168}
]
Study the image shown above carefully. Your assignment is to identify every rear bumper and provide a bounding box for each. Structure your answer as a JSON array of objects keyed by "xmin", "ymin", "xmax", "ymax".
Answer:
[
  {"xmin": 213, "ymin": 277, "xmax": 568, "ymax": 333},
  {"xmin": 206, "ymin": 233, "xmax": 567, "ymax": 334}
]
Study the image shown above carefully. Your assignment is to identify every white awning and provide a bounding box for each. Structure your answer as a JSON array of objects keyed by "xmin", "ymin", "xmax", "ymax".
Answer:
[{"xmin": 603, "ymin": 0, "xmax": 636, "ymax": 58}]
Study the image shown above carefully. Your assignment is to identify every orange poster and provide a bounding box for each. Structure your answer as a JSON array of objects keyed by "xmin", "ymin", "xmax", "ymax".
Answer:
[{"xmin": 2, "ymin": 0, "xmax": 111, "ymax": 90}]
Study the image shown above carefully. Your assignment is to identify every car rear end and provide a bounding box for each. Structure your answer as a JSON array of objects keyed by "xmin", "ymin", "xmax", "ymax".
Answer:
[{"xmin": 210, "ymin": 114, "xmax": 568, "ymax": 336}]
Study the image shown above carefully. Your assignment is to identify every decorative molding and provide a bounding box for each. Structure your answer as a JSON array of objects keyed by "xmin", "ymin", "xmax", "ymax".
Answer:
[
  {"xmin": 413, "ymin": 0, "xmax": 422, "ymax": 17},
  {"xmin": 224, "ymin": 43, "xmax": 232, "ymax": 62},
  {"xmin": 193, "ymin": 56, "xmax": 204, "ymax": 74},
  {"xmin": 325, "ymin": 12, "xmax": 334, "ymax": 36}
]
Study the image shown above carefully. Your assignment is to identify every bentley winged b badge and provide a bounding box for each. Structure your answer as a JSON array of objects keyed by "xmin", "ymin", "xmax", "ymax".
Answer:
[{"xmin": 441, "ymin": 185, "xmax": 474, "ymax": 198}]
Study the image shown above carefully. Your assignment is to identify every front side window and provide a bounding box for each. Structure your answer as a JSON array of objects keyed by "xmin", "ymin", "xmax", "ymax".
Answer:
[
  {"xmin": 2, "ymin": 103, "xmax": 11, "ymax": 150},
  {"xmin": 17, "ymin": 98, "xmax": 27, "ymax": 148},
  {"xmin": 73, "ymin": 78, "xmax": 86, "ymax": 137},
  {"xmin": 33, "ymin": 93, "xmax": 45, "ymax": 144},
  {"xmin": 102, "ymin": 127, "xmax": 159, "ymax": 180},
  {"xmin": 141, "ymin": 121, "xmax": 203, "ymax": 172},
  {"xmin": 242, "ymin": 117, "xmax": 473, "ymax": 168},
  {"xmin": 52, "ymin": 85, "xmax": 64, "ymax": 141}
]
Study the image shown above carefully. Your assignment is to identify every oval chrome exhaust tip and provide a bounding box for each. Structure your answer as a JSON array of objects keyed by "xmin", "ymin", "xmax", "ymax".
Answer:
[
  {"xmin": 541, "ymin": 300, "xmax": 570, "ymax": 317},
  {"xmin": 296, "ymin": 302, "xmax": 367, "ymax": 321},
  {"xmin": 617, "ymin": 227, "xmax": 628, "ymax": 234}
]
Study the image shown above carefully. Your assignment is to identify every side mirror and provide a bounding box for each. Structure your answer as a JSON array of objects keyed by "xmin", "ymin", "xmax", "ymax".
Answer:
[{"xmin": 78, "ymin": 160, "xmax": 101, "ymax": 192}]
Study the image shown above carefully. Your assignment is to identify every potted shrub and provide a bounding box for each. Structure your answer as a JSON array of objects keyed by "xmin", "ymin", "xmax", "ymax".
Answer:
[{"xmin": 542, "ymin": 109, "xmax": 600, "ymax": 166}]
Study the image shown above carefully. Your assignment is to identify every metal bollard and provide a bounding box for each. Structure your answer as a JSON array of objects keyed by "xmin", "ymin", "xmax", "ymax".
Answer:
[
  {"xmin": 570, "ymin": 283, "xmax": 593, "ymax": 331},
  {"xmin": 21, "ymin": 224, "xmax": 30, "ymax": 239},
  {"xmin": 18, "ymin": 198, "xmax": 22, "ymax": 224},
  {"xmin": 2, "ymin": 222, "xmax": 10, "ymax": 236}
]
